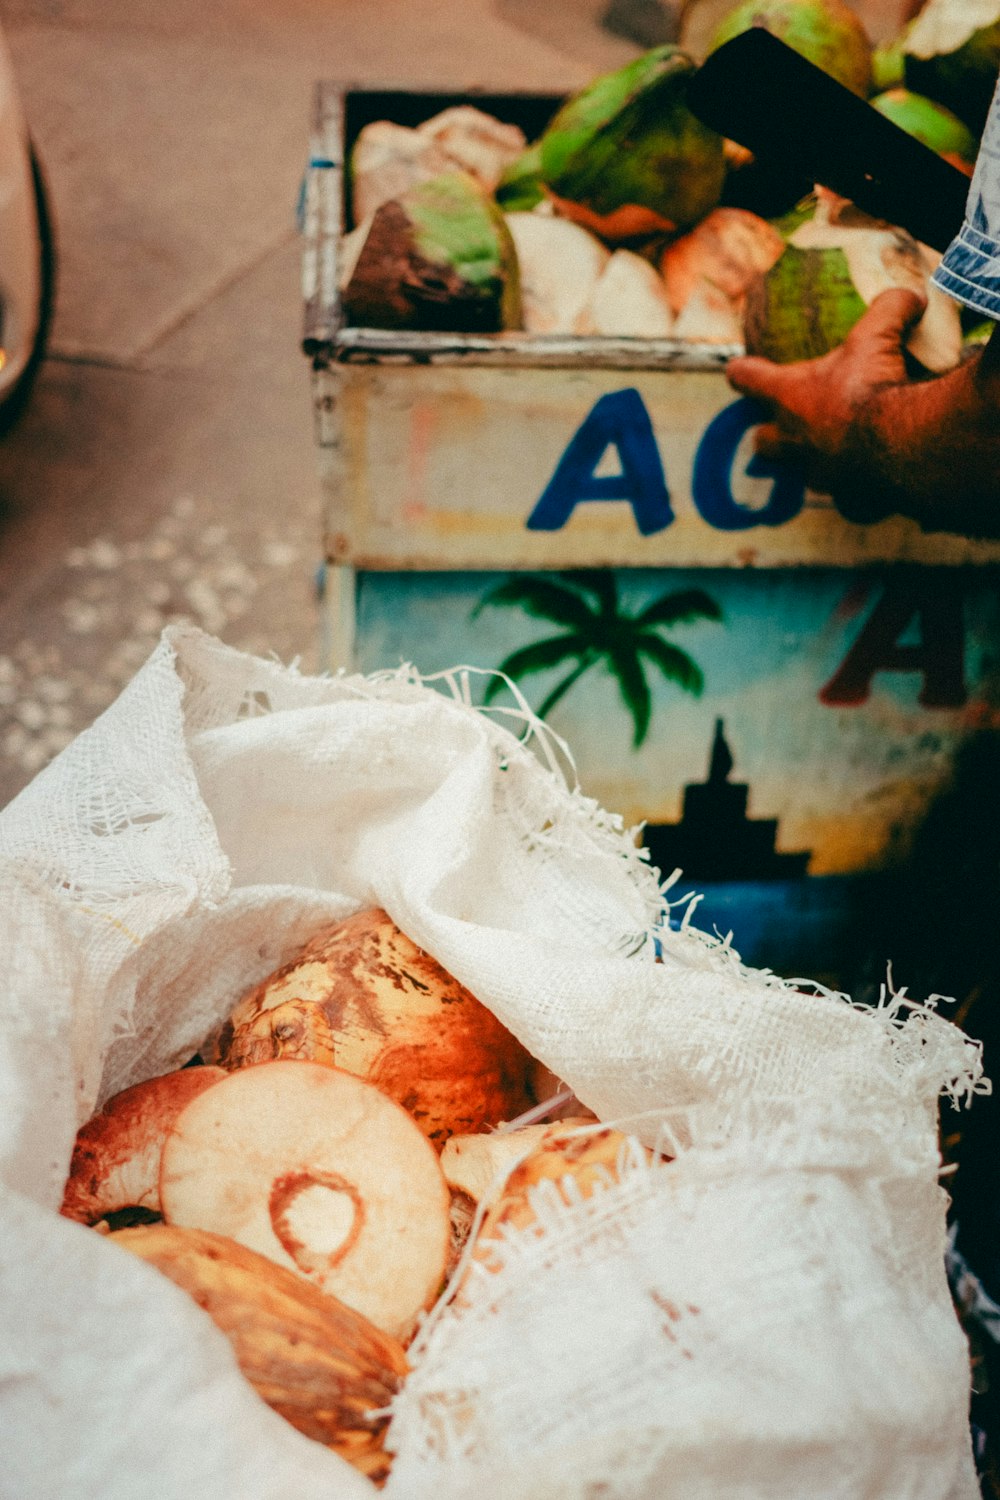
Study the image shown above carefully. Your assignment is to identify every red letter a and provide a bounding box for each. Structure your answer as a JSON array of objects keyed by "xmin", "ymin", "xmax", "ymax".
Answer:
[{"xmin": 820, "ymin": 575, "xmax": 967, "ymax": 708}]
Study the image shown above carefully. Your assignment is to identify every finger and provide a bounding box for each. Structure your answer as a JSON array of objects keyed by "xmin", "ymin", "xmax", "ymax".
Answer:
[
  {"xmin": 753, "ymin": 422, "xmax": 803, "ymax": 461},
  {"xmin": 726, "ymin": 354, "xmax": 805, "ymax": 405}
]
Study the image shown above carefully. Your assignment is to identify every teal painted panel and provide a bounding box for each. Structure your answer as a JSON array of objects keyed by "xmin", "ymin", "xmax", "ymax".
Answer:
[{"xmin": 354, "ymin": 566, "xmax": 1000, "ymax": 1000}]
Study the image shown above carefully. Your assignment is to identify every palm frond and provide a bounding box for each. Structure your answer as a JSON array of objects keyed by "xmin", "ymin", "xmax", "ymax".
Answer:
[
  {"xmin": 482, "ymin": 633, "xmax": 588, "ymax": 703},
  {"xmin": 607, "ymin": 642, "xmax": 653, "ymax": 747},
  {"xmin": 558, "ymin": 569, "xmax": 618, "ymax": 616},
  {"xmin": 472, "ymin": 576, "xmax": 594, "ymax": 630},
  {"xmin": 635, "ymin": 587, "xmax": 723, "ymax": 630},
  {"xmin": 638, "ymin": 632, "xmax": 704, "ymax": 697}
]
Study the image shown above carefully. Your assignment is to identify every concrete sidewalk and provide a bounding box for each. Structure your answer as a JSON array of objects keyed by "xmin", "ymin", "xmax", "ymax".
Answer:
[
  {"xmin": 0, "ymin": 0, "xmax": 592, "ymax": 806},
  {"xmin": 0, "ymin": 0, "xmax": 921, "ymax": 807}
]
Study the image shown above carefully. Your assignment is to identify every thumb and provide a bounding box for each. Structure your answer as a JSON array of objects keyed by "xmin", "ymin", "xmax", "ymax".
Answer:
[{"xmin": 847, "ymin": 286, "xmax": 927, "ymax": 354}]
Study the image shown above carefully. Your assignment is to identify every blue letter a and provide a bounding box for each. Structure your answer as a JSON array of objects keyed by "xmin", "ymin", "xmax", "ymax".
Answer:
[{"xmin": 526, "ymin": 388, "xmax": 673, "ymax": 537}]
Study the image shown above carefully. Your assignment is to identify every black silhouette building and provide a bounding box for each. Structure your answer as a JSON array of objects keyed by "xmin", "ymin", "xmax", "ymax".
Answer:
[{"xmin": 644, "ymin": 719, "xmax": 811, "ymax": 882}]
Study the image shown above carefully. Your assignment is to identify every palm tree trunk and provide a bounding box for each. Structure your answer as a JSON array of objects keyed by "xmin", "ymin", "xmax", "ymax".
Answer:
[{"xmin": 537, "ymin": 656, "xmax": 594, "ymax": 720}]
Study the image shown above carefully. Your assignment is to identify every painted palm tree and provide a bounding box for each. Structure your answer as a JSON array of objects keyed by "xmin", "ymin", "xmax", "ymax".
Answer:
[{"xmin": 473, "ymin": 570, "xmax": 722, "ymax": 748}]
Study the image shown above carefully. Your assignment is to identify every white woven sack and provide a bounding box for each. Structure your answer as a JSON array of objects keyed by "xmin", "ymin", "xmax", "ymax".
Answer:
[{"xmin": 0, "ymin": 625, "xmax": 984, "ymax": 1500}]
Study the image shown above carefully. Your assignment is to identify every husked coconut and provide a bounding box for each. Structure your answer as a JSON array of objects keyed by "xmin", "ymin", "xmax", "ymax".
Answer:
[
  {"xmin": 61, "ymin": 1066, "xmax": 226, "ymax": 1225},
  {"xmin": 417, "ymin": 105, "xmax": 527, "ymax": 194},
  {"xmin": 661, "ymin": 207, "xmax": 785, "ymax": 316},
  {"xmin": 159, "ymin": 1061, "xmax": 451, "ymax": 1342},
  {"xmin": 350, "ymin": 120, "xmax": 452, "ymax": 225},
  {"xmin": 114, "ymin": 1223, "xmax": 407, "ymax": 1483},
  {"xmin": 673, "ymin": 279, "xmax": 744, "ymax": 343},
  {"xmin": 873, "ymin": 0, "xmax": 1000, "ymax": 135},
  {"xmin": 215, "ymin": 907, "xmax": 535, "ymax": 1145},
  {"xmin": 578, "ymin": 250, "xmax": 675, "ymax": 337},
  {"xmin": 538, "ymin": 46, "xmax": 726, "ymax": 242},
  {"xmin": 341, "ymin": 172, "xmax": 522, "ymax": 333},
  {"xmin": 505, "ymin": 212, "xmax": 610, "ymax": 333}
]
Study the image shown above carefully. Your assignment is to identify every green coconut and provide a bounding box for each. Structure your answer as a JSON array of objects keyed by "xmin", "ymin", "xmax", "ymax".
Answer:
[
  {"xmin": 495, "ymin": 142, "xmax": 545, "ymax": 212},
  {"xmin": 710, "ymin": 0, "xmax": 874, "ymax": 96},
  {"xmin": 872, "ymin": 0, "xmax": 1000, "ymax": 137},
  {"xmin": 537, "ymin": 46, "xmax": 726, "ymax": 241},
  {"xmin": 870, "ymin": 88, "xmax": 977, "ymax": 168},
  {"xmin": 743, "ymin": 198, "xmax": 963, "ymax": 373},
  {"xmin": 341, "ymin": 171, "xmax": 521, "ymax": 333}
]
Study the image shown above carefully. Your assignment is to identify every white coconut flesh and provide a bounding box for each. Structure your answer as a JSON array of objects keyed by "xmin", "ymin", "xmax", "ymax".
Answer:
[
  {"xmin": 417, "ymin": 106, "xmax": 527, "ymax": 194},
  {"xmin": 441, "ymin": 1122, "xmax": 590, "ymax": 1203},
  {"xmin": 159, "ymin": 1061, "xmax": 450, "ymax": 1341},
  {"xmin": 673, "ymin": 280, "xmax": 743, "ymax": 344},
  {"xmin": 905, "ymin": 0, "xmax": 998, "ymax": 59},
  {"xmin": 350, "ymin": 121, "xmax": 451, "ymax": 224},
  {"xmin": 579, "ymin": 250, "xmax": 674, "ymax": 337},
  {"xmin": 789, "ymin": 213, "xmax": 962, "ymax": 373},
  {"xmin": 504, "ymin": 212, "xmax": 610, "ymax": 333}
]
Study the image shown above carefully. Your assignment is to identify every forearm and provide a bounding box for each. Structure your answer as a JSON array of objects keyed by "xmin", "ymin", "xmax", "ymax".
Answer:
[{"xmin": 852, "ymin": 330, "xmax": 1000, "ymax": 538}]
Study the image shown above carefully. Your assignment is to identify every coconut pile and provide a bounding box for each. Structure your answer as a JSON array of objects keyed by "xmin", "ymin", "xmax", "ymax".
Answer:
[
  {"xmin": 60, "ymin": 905, "xmax": 626, "ymax": 1487},
  {"xmin": 339, "ymin": 0, "xmax": 995, "ymax": 369}
]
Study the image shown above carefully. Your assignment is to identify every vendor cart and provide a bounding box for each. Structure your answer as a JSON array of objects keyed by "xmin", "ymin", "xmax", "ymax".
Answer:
[{"xmin": 301, "ymin": 79, "xmax": 1000, "ymax": 1003}]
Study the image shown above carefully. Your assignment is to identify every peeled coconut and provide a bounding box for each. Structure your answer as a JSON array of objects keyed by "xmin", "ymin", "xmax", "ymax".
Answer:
[
  {"xmin": 341, "ymin": 171, "xmax": 521, "ymax": 333},
  {"xmin": 578, "ymin": 249, "xmax": 676, "ymax": 337},
  {"xmin": 417, "ymin": 106, "xmax": 527, "ymax": 194},
  {"xmin": 114, "ymin": 1223, "xmax": 407, "ymax": 1483},
  {"xmin": 743, "ymin": 196, "xmax": 963, "ymax": 373},
  {"xmin": 661, "ymin": 206, "xmax": 785, "ymax": 315},
  {"xmin": 505, "ymin": 212, "xmax": 610, "ymax": 333},
  {"xmin": 216, "ymin": 907, "xmax": 535, "ymax": 1146},
  {"xmin": 459, "ymin": 1124, "xmax": 652, "ymax": 1287},
  {"xmin": 159, "ymin": 1061, "xmax": 451, "ymax": 1341},
  {"xmin": 873, "ymin": 0, "xmax": 1000, "ymax": 136},
  {"xmin": 60, "ymin": 1066, "xmax": 226, "ymax": 1225},
  {"xmin": 538, "ymin": 46, "xmax": 726, "ymax": 242},
  {"xmin": 710, "ymin": 0, "xmax": 874, "ymax": 95},
  {"xmin": 673, "ymin": 279, "xmax": 745, "ymax": 342},
  {"xmin": 870, "ymin": 88, "xmax": 977, "ymax": 170},
  {"xmin": 349, "ymin": 120, "xmax": 452, "ymax": 225}
]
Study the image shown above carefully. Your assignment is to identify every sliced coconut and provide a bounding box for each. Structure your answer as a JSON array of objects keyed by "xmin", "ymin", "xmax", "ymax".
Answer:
[
  {"xmin": 905, "ymin": 0, "xmax": 998, "ymax": 59},
  {"xmin": 60, "ymin": 1066, "xmax": 227, "ymax": 1225},
  {"xmin": 578, "ymin": 249, "xmax": 675, "ymax": 337},
  {"xmin": 661, "ymin": 207, "xmax": 785, "ymax": 316},
  {"xmin": 504, "ymin": 212, "xmax": 610, "ymax": 334},
  {"xmin": 673, "ymin": 279, "xmax": 744, "ymax": 344},
  {"xmin": 417, "ymin": 106, "xmax": 527, "ymax": 194},
  {"xmin": 115, "ymin": 1223, "xmax": 408, "ymax": 1483},
  {"xmin": 159, "ymin": 1060, "xmax": 450, "ymax": 1341},
  {"xmin": 350, "ymin": 120, "xmax": 451, "ymax": 225}
]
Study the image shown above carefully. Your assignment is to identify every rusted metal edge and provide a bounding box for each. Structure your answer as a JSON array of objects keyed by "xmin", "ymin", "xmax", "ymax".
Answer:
[
  {"xmin": 324, "ymin": 328, "xmax": 743, "ymax": 372},
  {"xmin": 302, "ymin": 82, "xmax": 345, "ymax": 356}
]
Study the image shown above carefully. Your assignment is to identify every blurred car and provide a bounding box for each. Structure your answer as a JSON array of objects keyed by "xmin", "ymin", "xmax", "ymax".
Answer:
[{"xmin": 0, "ymin": 20, "xmax": 54, "ymax": 434}]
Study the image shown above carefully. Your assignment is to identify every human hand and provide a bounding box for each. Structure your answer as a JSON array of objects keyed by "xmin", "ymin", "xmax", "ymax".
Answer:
[{"xmin": 726, "ymin": 288, "xmax": 928, "ymax": 522}]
